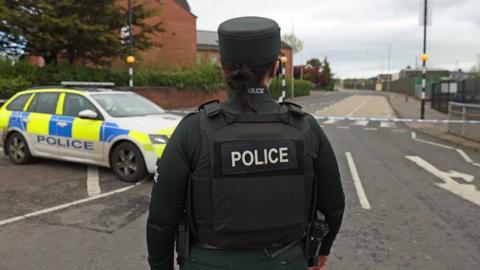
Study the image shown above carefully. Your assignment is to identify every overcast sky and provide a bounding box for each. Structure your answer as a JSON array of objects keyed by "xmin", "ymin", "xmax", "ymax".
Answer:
[{"xmin": 188, "ymin": 0, "xmax": 480, "ymax": 78}]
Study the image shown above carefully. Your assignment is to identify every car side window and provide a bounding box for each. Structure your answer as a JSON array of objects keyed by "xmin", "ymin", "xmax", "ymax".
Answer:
[
  {"xmin": 63, "ymin": 94, "xmax": 99, "ymax": 117},
  {"xmin": 6, "ymin": 94, "xmax": 32, "ymax": 112},
  {"xmin": 28, "ymin": 93, "xmax": 59, "ymax": 114}
]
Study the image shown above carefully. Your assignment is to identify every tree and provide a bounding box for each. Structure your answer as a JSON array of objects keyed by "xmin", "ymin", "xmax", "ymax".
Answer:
[
  {"xmin": 282, "ymin": 34, "xmax": 303, "ymax": 54},
  {"xmin": 321, "ymin": 57, "xmax": 335, "ymax": 91},
  {"xmin": 307, "ymin": 58, "xmax": 321, "ymax": 69},
  {"xmin": 0, "ymin": 0, "xmax": 164, "ymax": 65}
]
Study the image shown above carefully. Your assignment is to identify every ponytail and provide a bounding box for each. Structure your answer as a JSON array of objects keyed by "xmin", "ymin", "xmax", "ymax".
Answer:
[{"xmin": 223, "ymin": 60, "xmax": 277, "ymax": 112}]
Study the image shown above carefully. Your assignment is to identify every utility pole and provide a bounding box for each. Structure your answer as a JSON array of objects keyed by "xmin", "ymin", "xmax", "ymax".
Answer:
[
  {"xmin": 387, "ymin": 44, "xmax": 391, "ymax": 93},
  {"xmin": 420, "ymin": 0, "xmax": 428, "ymax": 119},
  {"xmin": 291, "ymin": 21, "xmax": 295, "ymax": 99}
]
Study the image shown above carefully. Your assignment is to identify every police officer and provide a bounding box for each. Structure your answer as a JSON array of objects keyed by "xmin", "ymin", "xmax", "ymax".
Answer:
[{"xmin": 147, "ymin": 16, "xmax": 345, "ymax": 270}]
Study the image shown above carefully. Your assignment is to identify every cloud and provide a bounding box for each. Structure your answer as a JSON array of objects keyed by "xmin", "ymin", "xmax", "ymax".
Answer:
[{"xmin": 189, "ymin": 0, "xmax": 480, "ymax": 78}]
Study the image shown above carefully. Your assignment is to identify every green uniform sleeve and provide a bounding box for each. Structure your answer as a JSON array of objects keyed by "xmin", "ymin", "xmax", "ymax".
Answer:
[
  {"xmin": 307, "ymin": 115, "xmax": 345, "ymax": 256},
  {"xmin": 147, "ymin": 114, "xmax": 201, "ymax": 270}
]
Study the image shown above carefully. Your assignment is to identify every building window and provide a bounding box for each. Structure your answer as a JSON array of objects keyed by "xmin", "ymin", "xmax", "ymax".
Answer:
[{"xmin": 210, "ymin": 55, "xmax": 217, "ymax": 65}]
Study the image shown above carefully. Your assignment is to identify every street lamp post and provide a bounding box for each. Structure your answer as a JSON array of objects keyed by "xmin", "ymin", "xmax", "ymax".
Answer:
[
  {"xmin": 128, "ymin": 0, "xmax": 134, "ymax": 88},
  {"xmin": 420, "ymin": 0, "xmax": 428, "ymax": 119},
  {"xmin": 280, "ymin": 56, "xmax": 288, "ymax": 102}
]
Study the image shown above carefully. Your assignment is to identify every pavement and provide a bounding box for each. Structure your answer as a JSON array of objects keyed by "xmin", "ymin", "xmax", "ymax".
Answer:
[
  {"xmin": 385, "ymin": 91, "xmax": 480, "ymax": 150},
  {"xmin": 1, "ymin": 89, "xmax": 480, "ymax": 269}
]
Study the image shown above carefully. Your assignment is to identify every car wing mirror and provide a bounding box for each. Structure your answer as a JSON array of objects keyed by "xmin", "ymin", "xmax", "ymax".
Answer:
[{"xmin": 78, "ymin": 110, "xmax": 99, "ymax": 120}]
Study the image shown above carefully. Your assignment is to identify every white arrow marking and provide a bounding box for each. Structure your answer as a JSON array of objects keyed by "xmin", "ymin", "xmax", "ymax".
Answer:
[{"xmin": 406, "ymin": 156, "xmax": 480, "ymax": 206}]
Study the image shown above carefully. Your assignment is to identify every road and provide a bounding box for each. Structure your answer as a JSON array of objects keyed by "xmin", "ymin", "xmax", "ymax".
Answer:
[{"xmin": 1, "ymin": 89, "xmax": 479, "ymax": 269}]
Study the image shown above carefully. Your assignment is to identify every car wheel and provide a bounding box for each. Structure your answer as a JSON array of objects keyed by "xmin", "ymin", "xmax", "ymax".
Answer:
[
  {"xmin": 111, "ymin": 142, "xmax": 147, "ymax": 183},
  {"xmin": 6, "ymin": 132, "xmax": 33, "ymax": 164}
]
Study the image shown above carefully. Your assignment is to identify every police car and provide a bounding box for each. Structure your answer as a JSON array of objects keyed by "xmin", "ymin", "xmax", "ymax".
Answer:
[{"xmin": 0, "ymin": 82, "xmax": 181, "ymax": 182}]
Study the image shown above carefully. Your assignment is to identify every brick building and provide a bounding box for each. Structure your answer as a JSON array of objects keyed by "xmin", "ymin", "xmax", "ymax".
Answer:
[
  {"xmin": 117, "ymin": 0, "xmax": 197, "ymax": 69},
  {"xmin": 30, "ymin": 0, "xmax": 293, "ymax": 73},
  {"xmin": 197, "ymin": 30, "xmax": 293, "ymax": 75}
]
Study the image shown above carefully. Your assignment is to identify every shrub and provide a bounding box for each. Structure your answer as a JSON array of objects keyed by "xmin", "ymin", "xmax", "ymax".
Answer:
[
  {"xmin": 269, "ymin": 79, "xmax": 312, "ymax": 99},
  {"xmin": 0, "ymin": 57, "xmax": 225, "ymax": 98}
]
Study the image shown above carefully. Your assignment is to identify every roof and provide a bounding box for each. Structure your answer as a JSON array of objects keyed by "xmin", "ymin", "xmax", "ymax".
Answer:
[
  {"xmin": 281, "ymin": 41, "xmax": 292, "ymax": 49},
  {"xmin": 197, "ymin": 30, "xmax": 293, "ymax": 51},
  {"xmin": 21, "ymin": 87, "xmax": 122, "ymax": 94},
  {"xmin": 197, "ymin": 30, "xmax": 219, "ymax": 46},
  {"xmin": 174, "ymin": 0, "xmax": 191, "ymax": 11}
]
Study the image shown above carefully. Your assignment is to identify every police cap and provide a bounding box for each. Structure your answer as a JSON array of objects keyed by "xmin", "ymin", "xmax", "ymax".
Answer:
[{"xmin": 218, "ymin": 16, "xmax": 281, "ymax": 66}]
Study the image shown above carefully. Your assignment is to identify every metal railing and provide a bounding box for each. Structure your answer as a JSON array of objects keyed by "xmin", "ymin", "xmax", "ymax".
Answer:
[{"xmin": 448, "ymin": 102, "xmax": 480, "ymax": 142}]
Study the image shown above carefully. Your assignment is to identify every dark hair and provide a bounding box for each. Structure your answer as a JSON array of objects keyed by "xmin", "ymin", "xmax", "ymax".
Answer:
[{"xmin": 222, "ymin": 60, "xmax": 277, "ymax": 112}]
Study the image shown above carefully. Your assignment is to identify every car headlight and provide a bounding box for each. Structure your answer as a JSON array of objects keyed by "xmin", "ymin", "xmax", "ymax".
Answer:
[{"xmin": 149, "ymin": 134, "xmax": 169, "ymax": 144}]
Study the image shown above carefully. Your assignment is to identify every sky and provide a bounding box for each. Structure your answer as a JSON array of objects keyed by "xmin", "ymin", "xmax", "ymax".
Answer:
[{"xmin": 188, "ymin": 0, "xmax": 480, "ymax": 78}]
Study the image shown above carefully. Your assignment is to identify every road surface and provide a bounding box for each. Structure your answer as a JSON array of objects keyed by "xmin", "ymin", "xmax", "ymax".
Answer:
[{"xmin": 1, "ymin": 89, "xmax": 479, "ymax": 269}]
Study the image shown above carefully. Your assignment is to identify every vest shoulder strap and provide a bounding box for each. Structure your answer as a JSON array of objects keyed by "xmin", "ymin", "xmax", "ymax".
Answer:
[
  {"xmin": 198, "ymin": 100, "xmax": 223, "ymax": 118},
  {"xmin": 279, "ymin": 101, "xmax": 305, "ymax": 117}
]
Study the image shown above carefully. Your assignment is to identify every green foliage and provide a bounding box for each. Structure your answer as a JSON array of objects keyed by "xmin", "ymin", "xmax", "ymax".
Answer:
[
  {"xmin": 282, "ymin": 34, "xmax": 303, "ymax": 54},
  {"xmin": 307, "ymin": 58, "xmax": 321, "ymax": 69},
  {"xmin": 0, "ymin": 58, "xmax": 225, "ymax": 98},
  {"xmin": 269, "ymin": 79, "xmax": 312, "ymax": 99},
  {"xmin": 0, "ymin": 0, "xmax": 163, "ymax": 65},
  {"xmin": 321, "ymin": 57, "xmax": 335, "ymax": 91}
]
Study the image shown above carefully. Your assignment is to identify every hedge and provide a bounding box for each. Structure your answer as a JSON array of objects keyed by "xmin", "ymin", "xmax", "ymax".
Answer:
[
  {"xmin": 0, "ymin": 58, "xmax": 225, "ymax": 98},
  {"xmin": 269, "ymin": 79, "xmax": 312, "ymax": 99}
]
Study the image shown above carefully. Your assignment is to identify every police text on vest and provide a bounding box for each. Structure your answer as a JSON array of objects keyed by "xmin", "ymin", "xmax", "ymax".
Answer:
[{"xmin": 231, "ymin": 147, "xmax": 289, "ymax": 167}]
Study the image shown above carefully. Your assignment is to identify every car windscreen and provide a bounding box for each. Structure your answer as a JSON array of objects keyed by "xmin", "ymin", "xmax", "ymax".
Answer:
[{"xmin": 91, "ymin": 93, "xmax": 165, "ymax": 117}]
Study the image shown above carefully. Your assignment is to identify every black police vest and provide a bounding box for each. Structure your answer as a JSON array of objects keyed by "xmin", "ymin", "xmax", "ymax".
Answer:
[{"xmin": 186, "ymin": 101, "xmax": 317, "ymax": 249}]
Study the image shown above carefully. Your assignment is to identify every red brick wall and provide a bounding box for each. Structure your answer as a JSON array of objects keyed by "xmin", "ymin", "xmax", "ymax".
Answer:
[
  {"xmin": 117, "ymin": 0, "xmax": 197, "ymax": 69},
  {"xmin": 132, "ymin": 87, "xmax": 228, "ymax": 109}
]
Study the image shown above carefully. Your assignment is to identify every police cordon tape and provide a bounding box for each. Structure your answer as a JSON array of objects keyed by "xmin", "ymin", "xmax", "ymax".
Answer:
[
  {"xmin": 167, "ymin": 110, "xmax": 480, "ymax": 124},
  {"xmin": 312, "ymin": 116, "xmax": 480, "ymax": 124}
]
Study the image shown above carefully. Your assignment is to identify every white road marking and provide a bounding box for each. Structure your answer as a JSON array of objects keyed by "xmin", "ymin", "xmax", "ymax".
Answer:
[
  {"xmin": 411, "ymin": 132, "xmax": 478, "ymax": 166},
  {"xmin": 347, "ymin": 101, "xmax": 368, "ymax": 117},
  {"xmin": 364, "ymin": 128, "xmax": 378, "ymax": 131},
  {"xmin": 406, "ymin": 156, "xmax": 480, "ymax": 206},
  {"xmin": 380, "ymin": 122, "xmax": 396, "ymax": 129},
  {"xmin": 87, "ymin": 166, "xmax": 101, "ymax": 197},
  {"xmin": 411, "ymin": 132, "xmax": 454, "ymax": 150},
  {"xmin": 337, "ymin": 126, "xmax": 350, "ymax": 129},
  {"xmin": 320, "ymin": 125, "xmax": 325, "ymax": 128},
  {"xmin": 0, "ymin": 147, "xmax": 3, "ymax": 152},
  {"xmin": 456, "ymin": 149, "xmax": 474, "ymax": 164},
  {"xmin": 392, "ymin": 129, "xmax": 407, "ymax": 133},
  {"xmin": 323, "ymin": 119, "xmax": 337, "ymax": 124},
  {"xmin": 353, "ymin": 120, "xmax": 369, "ymax": 126},
  {"xmin": 346, "ymin": 152, "xmax": 371, "ymax": 210},
  {"xmin": 0, "ymin": 180, "xmax": 147, "ymax": 227}
]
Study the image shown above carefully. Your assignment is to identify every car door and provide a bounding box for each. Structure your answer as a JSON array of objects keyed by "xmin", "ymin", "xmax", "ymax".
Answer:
[
  {"xmin": 0, "ymin": 93, "xmax": 32, "ymax": 146},
  {"xmin": 58, "ymin": 93, "xmax": 104, "ymax": 162},
  {"xmin": 25, "ymin": 92, "xmax": 60, "ymax": 155}
]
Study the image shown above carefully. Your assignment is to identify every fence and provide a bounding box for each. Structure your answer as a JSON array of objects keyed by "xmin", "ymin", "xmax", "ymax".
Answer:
[
  {"xmin": 448, "ymin": 102, "xmax": 480, "ymax": 142},
  {"xmin": 432, "ymin": 78, "xmax": 480, "ymax": 113},
  {"xmin": 431, "ymin": 80, "xmax": 458, "ymax": 113}
]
